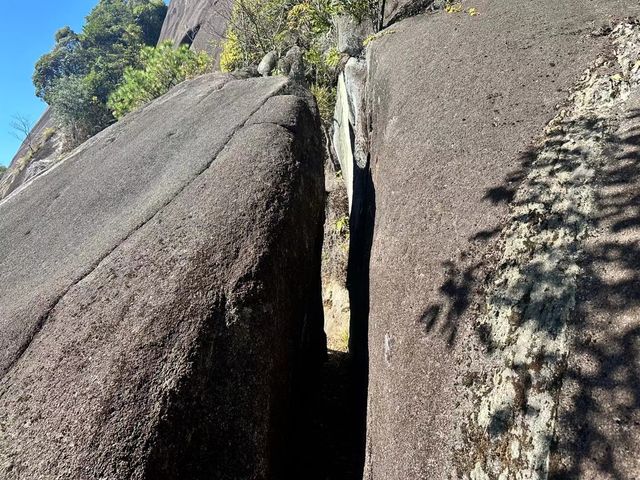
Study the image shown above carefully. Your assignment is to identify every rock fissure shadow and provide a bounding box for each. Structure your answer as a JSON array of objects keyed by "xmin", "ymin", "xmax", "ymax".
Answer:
[
  {"xmin": 289, "ymin": 160, "xmax": 374, "ymax": 479},
  {"xmin": 345, "ymin": 160, "xmax": 376, "ymax": 479}
]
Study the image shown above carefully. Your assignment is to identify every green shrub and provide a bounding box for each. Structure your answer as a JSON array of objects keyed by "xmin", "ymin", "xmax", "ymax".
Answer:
[
  {"xmin": 336, "ymin": 0, "xmax": 375, "ymax": 22},
  {"xmin": 220, "ymin": 0, "xmax": 346, "ymax": 73},
  {"xmin": 220, "ymin": 0, "xmax": 297, "ymax": 70},
  {"xmin": 311, "ymin": 83, "xmax": 336, "ymax": 125},
  {"xmin": 220, "ymin": 30, "xmax": 245, "ymax": 73},
  {"xmin": 33, "ymin": 0, "xmax": 167, "ymax": 146},
  {"xmin": 48, "ymin": 75, "xmax": 113, "ymax": 142},
  {"xmin": 220, "ymin": 0, "xmax": 375, "ymax": 129},
  {"xmin": 42, "ymin": 128, "xmax": 56, "ymax": 142},
  {"xmin": 0, "ymin": 166, "xmax": 7, "ymax": 179},
  {"xmin": 108, "ymin": 41, "xmax": 212, "ymax": 119}
]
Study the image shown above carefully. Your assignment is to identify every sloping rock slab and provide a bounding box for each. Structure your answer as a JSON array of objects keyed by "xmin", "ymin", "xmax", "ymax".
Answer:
[
  {"xmin": 0, "ymin": 74, "xmax": 325, "ymax": 479},
  {"xmin": 158, "ymin": 0, "xmax": 232, "ymax": 57},
  {"xmin": 362, "ymin": 1, "xmax": 640, "ymax": 478}
]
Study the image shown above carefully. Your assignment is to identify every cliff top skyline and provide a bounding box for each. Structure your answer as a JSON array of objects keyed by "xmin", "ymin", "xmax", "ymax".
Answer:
[{"xmin": 0, "ymin": 0, "xmax": 95, "ymax": 166}]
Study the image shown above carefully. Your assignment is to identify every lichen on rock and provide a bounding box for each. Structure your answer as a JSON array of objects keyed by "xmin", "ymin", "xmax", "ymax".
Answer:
[{"xmin": 463, "ymin": 21, "xmax": 640, "ymax": 480}]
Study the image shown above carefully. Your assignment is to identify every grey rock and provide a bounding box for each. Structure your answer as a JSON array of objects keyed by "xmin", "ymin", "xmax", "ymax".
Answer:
[
  {"xmin": 0, "ymin": 73, "xmax": 325, "ymax": 479},
  {"xmin": 278, "ymin": 46, "xmax": 306, "ymax": 83},
  {"xmin": 332, "ymin": 57, "xmax": 367, "ymax": 213},
  {"xmin": 158, "ymin": 0, "xmax": 233, "ymax": 59},
  {"xmin": 336, "ymin": 15, "xmax": 374, "ymax": 57},
  {"xmin": 258, "ymin": 51, "xmax": 278, "ymax": 76},
  {"xmin": 359, "ymin": 1, "xmax": 640, "ymax": 478},
  {"xmin": 22, "ymin": 158, "xmax": 56, "ymax": 184},
  {"xmin": 333, "ymin": 75, "xmax": 354, "ymax": 208},
  {"xmin": 234, "ymin": 65, "xmax": 260, "ymax": 78}
]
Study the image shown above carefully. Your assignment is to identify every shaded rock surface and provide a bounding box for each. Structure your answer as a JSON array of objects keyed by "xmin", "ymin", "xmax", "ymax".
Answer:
[
  {"xmin": 0, "ymin": 73, "xmax": 325, "ymax": 479},
  {"xmin": 336, "ymin": 15, "xmax": 374, "ymax": 57},
  {"xmin": 382, "ymin": 0, "xmax": 436, "ymax": 26},
  {"xmin": 359, "ymin": 1, "xmax": 640, "ymax": 478},
  {"xmin": 158, "ymin": 0, "xmax": 232, "ymax": 57}
]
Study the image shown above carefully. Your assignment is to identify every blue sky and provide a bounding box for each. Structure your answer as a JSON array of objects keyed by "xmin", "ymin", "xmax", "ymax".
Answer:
[{"xmin": 0, "ymin": 1, "xmax": 97, "ymax": 166}]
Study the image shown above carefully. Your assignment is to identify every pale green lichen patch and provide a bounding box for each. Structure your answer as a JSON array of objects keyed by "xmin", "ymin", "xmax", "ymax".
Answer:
[{"xmin": 461, "ymin": 21, "xmax": 640, "ymax": 480}]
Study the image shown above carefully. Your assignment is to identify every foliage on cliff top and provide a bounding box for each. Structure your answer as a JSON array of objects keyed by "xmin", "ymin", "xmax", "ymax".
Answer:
[
  {"xmin": 108, "ymin": 42, "xmax": 212, "ymax": 119},
  {"xmin": 33, "ymin": 0, "xmax": 167, "ymax": 146},
  {"xmin": 221, "ymin": 0, "xmax": 373, "ymax": 71},
  {"xmin": 220, "ymin": 0, "xmax": 374, "ymax": 125}
]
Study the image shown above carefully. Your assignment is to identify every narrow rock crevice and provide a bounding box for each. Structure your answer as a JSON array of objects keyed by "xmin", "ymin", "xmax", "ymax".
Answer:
[{"xmin": 293, "ymin": 52, "xmax": 375, "ymax": 477}]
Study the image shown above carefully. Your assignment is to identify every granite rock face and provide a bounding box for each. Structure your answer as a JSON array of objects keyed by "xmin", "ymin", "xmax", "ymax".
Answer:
[
  {"xmin": 0, "ymin": 74, "xmax": 325, "ymax": 479},
  {"xmin": 359, "ymin": 1, "xmax": 640, "ymax": 478},
  {"xmin": 158, "ymin": 0, "xmax": 233, "ymax": 57}
]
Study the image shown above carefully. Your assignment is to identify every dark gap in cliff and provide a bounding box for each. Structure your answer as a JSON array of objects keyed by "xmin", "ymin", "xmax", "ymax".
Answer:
[
  {"xmin": 180, "ymin": 24, "xmax": 201, "ymax": 47},
  {"xmin": 288, "ymin": 151, "xmax": 373, "ymax": 478},
  {"xmin": 346, "ymin": 159, "xmax": 375, "ymax": 478},
  {"xmin": 383, "ymin": 0, "xmax": 442, "ymax": 29}
]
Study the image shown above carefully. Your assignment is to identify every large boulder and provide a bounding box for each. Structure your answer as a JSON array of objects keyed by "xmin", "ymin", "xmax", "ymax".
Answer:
[
  {"xmin": 158, "ymin": 0, "xmax": 233, "ymax": 58},
  {"xmin": 359, "ymin": 1, "xmax": 640, "ymax": 478},
  {"xmin": 0, "ymin": 74, "xmax": 325, "ymax": 479}
]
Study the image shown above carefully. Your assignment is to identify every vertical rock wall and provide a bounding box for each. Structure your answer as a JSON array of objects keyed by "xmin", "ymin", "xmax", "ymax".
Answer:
[{"xmin": 339, "ymin": 1, "xmax": 640, "ymax": 478}]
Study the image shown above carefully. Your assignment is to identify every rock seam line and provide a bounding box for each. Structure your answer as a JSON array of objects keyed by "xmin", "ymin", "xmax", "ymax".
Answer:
[{"xmin": 0, "ymin": 80, "xmax": 290, "ymax": 387}]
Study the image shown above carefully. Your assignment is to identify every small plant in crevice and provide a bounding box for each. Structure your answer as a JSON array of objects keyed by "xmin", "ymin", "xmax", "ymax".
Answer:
[
  {"xmin": 362, "ymin": 29, "xmax": 395, "ymax": 47},
  {"xmin": 311, "ymin": 84, "xmax": 337, "ymax": 125},
  {"xmin": 443, "ymin": 1, "xmax": 478, "ymax": 16},
  {"xmin": 334, "ymin": 214, "xmax": 349, "ymax": 236},
  {"xmin": 339, "ymin": 324, "xmax": 350, "ymax": 352},
  {"xmin": 443, "ymin": 1, "xmax": 463, "ymax": 13}
]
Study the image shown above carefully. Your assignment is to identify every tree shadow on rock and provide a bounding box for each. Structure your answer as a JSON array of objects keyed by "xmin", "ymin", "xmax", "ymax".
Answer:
[
  {"xmin": 550, "ymin": 110, "xmax": 640, "ymax": 479},
  {"xmin": 417, "ymin": 258, "xmax": 485, "ymax": 347}
]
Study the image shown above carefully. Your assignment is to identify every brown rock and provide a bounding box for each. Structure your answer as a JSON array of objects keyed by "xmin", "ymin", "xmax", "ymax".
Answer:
[
  {"xmin": 360, "ymin": 1, "xmax": 640, "ymax": 477},
  {"xmin": 0, "ymin": 74, "xmax": 325, "ymax": 479}
]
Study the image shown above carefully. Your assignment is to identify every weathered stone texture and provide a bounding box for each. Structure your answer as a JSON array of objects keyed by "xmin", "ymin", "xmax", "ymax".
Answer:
[
  {"xmin": 361, "ymin": 2, "xmax": 640, "ymax": 478},
  {"xmin": 0, "ymin": 74, "xmax": 325, "ymax": 479}
]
